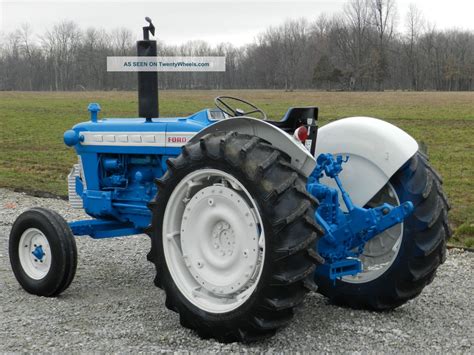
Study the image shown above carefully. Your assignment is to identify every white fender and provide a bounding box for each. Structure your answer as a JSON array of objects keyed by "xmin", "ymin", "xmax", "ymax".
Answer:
[
  {"xmin": 315, "ymin": 117, "xmax": 418, "ymax": 207},
  {"xmin": 189, "ymin": 117, "xmax": 317, "ymax": 176}
]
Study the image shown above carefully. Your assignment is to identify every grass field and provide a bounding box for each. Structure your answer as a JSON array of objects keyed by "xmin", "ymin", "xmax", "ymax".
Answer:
[{"xmin": 1, "ymin": 90, "xmax": 473, "ymax": 247}]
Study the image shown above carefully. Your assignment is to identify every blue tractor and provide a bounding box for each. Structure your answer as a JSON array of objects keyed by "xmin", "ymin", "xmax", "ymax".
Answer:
[{"xmin": 9, "ymin": 19, "xmax": 451, "ymax": 343}]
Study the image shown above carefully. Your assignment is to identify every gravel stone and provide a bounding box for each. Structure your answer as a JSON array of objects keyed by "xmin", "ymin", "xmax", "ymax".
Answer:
[{"xmin": 0, "ymin": 188, "xmax": 473, "ymax": 352}]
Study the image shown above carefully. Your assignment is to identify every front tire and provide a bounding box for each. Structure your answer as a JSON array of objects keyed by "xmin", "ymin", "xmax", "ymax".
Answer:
[
  {"xmin": 149, "ymin": 132, "xmax": 323, "ymax": 342},
  {"xmin": 314, "ymin": 151, "xmax": 451, "ymax": 310},
  {"xmin": 9, "ymin": 208, "xmax": 78, "ymax": 297}
]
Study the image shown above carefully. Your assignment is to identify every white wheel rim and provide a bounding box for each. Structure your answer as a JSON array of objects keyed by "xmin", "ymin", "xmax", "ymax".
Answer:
[
  {"xmin": 18, "ymin": 228, "xmax": 52, "ymax": 280},
  {"xmin": 162, "ymin": 169, "xmax": 265, "ymax": 313},
  {"xmin": 342, "ymin": 182, "xmax": 403, "ymax": 283}
]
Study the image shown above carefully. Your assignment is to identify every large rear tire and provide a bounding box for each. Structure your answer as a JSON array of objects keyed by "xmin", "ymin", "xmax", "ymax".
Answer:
[
  {"xmin": 149, "ymin": 132, "xmax": 323, "ymax": 342},
  {"xmin": 314, "ymin": 151, "xmax": 451, "ymax": 310}
]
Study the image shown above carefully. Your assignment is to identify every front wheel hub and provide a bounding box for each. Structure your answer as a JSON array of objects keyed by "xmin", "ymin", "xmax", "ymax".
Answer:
[
  {"xmin": 181, "ymin": 185, "xmax": 261, "ymax": 296},
  {"xmin": 18, "ymin": 228, "xmax": 51, "ymax": 280}
]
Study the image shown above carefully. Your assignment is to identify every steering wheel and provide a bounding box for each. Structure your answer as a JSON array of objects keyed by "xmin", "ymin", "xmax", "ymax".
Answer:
[{"xmin": 215, "ymin": 96, "xmax": 267, "ymax": 120}]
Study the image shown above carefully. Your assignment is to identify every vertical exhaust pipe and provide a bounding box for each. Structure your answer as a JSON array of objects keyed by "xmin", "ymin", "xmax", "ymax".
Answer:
[{"xmin": 137, "ymin": 17, "xmax": 158, "ymax": 121}]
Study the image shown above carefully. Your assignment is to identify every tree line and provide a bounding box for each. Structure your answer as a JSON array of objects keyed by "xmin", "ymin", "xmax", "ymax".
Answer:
[{"xmin": 1, "ymin": 0, "xmax": 473, "ymax": 91}]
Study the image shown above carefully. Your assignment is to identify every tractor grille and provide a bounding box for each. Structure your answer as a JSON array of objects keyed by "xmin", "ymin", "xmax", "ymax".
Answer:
[{"xmin": 68, "ymin": 163, "xmax": 83, "ymax": 209}]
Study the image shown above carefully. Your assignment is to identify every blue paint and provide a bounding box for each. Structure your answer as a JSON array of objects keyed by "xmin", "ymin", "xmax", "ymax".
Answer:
[
  {"xmin": 308, "ymin": 153, "xmax": 414, "ymax": 281},
  {"xmin": 316, "ymin": 258, "xmax": 362, "ymax": 280},
  {"xmin": 88, "ymin": 103, "xmax": 101, "ymax": 123},
  {"xmin": 64, "ymin": 129, "xmax": 80, "ymax": 146},
  {"xmin": 31, "ymin": 245, "xmax": 45, "ymax": 260},
  {"xmin": 69, "ymin": 219, "xmax": 142, "ymax": 239},
  {"xmin": 65, "ymin": 104, "xmax": 215, "ymax": 230}
]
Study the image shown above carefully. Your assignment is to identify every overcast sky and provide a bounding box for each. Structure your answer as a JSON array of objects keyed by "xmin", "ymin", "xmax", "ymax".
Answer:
[{"xmin": 1, "ymin": 0, "xmax": 473, "ymax": 46}]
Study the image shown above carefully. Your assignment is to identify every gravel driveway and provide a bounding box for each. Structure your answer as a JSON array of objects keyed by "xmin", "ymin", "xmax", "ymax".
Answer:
[{"xmin": 0, "ymin": 188, "xmax": 472, "ymax": 353}]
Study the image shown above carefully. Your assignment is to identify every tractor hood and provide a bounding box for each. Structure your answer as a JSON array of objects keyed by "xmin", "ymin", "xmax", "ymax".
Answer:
[{"xmin": 63, "ymin": 108, "xmax": 214, "ymax": 153}]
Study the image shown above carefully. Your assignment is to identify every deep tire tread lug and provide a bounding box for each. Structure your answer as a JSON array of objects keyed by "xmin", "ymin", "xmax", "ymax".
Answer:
[
  {"xmin": 251, "ymin": 314, "xmax": 292, "ymax": 330},
  {"xmin": 257, "ymin": 150, "xmax": 280, "ymax": 174},
  {"xmin": 272, "ymin": 200, "xmax": 310, "ymax": 227},
  {"xmin": 272, "ymin": 264, "xmax": 316, "ymax": 285},
  {"xmin": 239, "ymin": 136, "xmax": 260, "ymax": 158},
  {"xmin": 263, "ymin": 289, "xmax": 306, "ymax": 311}
]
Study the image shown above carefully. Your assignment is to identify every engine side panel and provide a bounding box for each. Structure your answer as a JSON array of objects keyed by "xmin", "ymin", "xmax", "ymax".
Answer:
[{"xmin": 66, "ymin": 110, "xmax": 213, "ymax": 227}]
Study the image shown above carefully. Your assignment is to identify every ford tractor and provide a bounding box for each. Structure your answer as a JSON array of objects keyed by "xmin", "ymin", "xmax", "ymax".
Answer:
[{"xmin": 9, "ymin": 19, "xmax": 451, "ymax": 343}]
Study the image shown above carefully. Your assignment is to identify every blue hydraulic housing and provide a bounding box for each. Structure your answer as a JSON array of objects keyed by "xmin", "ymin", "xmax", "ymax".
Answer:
[{"xmin": 307, "ymin": 154, "xmax": 414, "ymax": 280}]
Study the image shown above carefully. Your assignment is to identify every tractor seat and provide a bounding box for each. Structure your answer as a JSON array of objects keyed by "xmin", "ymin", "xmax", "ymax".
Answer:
[{"xmin": 269, "ymin": 107, "xmax": 318, "ymax": 133}]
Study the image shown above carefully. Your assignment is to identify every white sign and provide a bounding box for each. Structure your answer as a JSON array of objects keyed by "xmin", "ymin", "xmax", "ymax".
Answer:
[{"xmin": 107, "ymin": 56, "xmax": 226, "ymax": 72}]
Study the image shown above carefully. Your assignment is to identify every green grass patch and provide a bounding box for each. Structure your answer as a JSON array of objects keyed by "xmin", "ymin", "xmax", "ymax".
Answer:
[
  {"xmin": 452, "ymin": 223, "xmax": 474, "ymax": 248},
  {"xmin": 1, "ymin": 90, "xmax": 473, "ymax": 247}
]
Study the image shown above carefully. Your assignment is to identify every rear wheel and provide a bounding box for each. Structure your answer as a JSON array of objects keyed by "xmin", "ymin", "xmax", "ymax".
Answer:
[
  {"xmin": 149, "ymin": 132, "xmax": 323, "ymax": 342},
  {"xmin": 314, "ymin": 152, "xmax": 451, "ymax": 310}
]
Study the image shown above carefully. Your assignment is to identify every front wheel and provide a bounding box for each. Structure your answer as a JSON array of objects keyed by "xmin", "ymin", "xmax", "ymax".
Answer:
[
  {"xmin": 9, "ymin": 208, "xmax": 78, "ymax": 297},
  {"xmin": 314, "ymin": 152, "xmax": 451, "ymax": 310},
  {"xmin": 149, "ymin": 132, "xmax": 323, "ymax": 342}
]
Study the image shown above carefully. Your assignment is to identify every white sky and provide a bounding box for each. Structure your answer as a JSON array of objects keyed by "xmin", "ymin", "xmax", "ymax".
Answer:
[{"xmin": 1, "ymin": 0, "xmax": 473, "ymax": 46}]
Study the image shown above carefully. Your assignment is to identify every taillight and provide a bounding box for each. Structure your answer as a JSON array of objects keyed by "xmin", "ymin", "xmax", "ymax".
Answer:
[{"xmin": 294, "ymin": 126, "xmax": 308, "ymax": 143}]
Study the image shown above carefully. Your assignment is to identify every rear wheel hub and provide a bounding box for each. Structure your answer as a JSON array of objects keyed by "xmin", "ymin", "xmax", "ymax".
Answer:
[
  {"xmin": 181, "ymin": 185, "xmax": 260, "ymax": 296},
  {"xmin": 162, "ymin": 169, "xmax": 266, "ymax": 313}
]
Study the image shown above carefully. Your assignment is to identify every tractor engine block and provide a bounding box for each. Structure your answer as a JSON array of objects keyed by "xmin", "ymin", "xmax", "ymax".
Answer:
[{"xmin": 73, "ymin": 153, "xmax": 166, "ymax": 229}]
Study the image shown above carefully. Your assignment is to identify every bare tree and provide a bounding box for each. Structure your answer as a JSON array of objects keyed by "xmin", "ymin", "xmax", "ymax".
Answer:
[
  {"xmin": 0, "ymin": 2, "xmax": 472, "ymax": 92},
  {"xmin": 370, "ymin": 0, "xmax": 397, "ymax": 90},
  {"xmin": 343, "ymin": 0, "xmax": 371, "ymax": 89},
  {"xmin": 42, "ymin": 21, "xmax": 82, "ymax": 90},
  {"xmin": 404, "ymin": 4, "xmax": 423, "ymax": 90},
  {"xmin": 278, "ymin": 19, "xmax": 310, "ymax": 91},
  {"xmin": 111, "ymin": 28, "xmax": 133, "ymax": 55}
]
